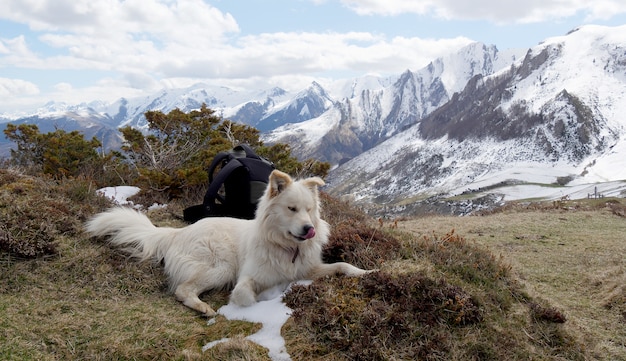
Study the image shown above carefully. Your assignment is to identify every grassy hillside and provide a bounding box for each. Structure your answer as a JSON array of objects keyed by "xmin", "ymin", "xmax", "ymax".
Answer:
[
  {"xmin": 1, "ymin": 168, "xmax": 623, "ymax": 360},
  {"xmin": 398, "ymin": 200, "xmax": 626, "ymax": 360}
]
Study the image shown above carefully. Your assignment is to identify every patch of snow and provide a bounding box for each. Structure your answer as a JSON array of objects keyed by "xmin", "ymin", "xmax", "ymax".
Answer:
[
  {"xmin": 572, "ymin": 136, "xmax": 626, "ymax": 184},
  {"xmin": 298, "ymin": 103, "xmax": 310, "ymax": 117},
  {"xmin": 96, "ymin": 186, "xmax": 141, "ymax": 205},
  {"xmin": 265, "ymin": 107, "xmax": 340, "ymax": 147},
  {"xmin": 97, "ymin": 186, "xmax": 168, "ymax": 211},
  {"xmin": 203, "ymin": 281, "xmax": 312, "ymax": 361},
  {"xmin": 148, "ymin": 203, "xmax": 167, "ymax": 211},
  {"xmin": 494, "ymin": 181, "xmax": 626, "ymax": 201}
]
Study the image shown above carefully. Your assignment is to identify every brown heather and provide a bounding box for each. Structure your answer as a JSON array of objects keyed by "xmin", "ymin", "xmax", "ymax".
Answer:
[{"xmin": 1, "ymin": 167, "xmax": 624, "ymax": 360}]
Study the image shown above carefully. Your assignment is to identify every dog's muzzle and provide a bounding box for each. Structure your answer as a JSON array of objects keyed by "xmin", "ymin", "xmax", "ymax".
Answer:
[{"xmin": 292, "ymin": 225, "xmax": 316, "ymax": 241}]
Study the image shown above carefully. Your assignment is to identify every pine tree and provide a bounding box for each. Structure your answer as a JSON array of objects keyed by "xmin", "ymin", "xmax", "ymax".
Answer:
[
  {"xmin": 118, "ymin": 103, "xmax": 330, "ymax": 200},
  {"xmin": 4, "ymin": 124, "xmax": 103, "ymax": 179}
]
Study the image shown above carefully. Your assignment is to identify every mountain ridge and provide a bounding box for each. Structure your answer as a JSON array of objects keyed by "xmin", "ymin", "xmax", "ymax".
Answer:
[
  {"xmin": 324, "ymin": 24, "xmax": 626, "ymax": 213},
  {"xmin": 264, "ymin": 41, "xmax": 526, "ymax": 163},
  {"xmin": 1, "ymin": 24, "xmax": 625, "ymax": 215}
]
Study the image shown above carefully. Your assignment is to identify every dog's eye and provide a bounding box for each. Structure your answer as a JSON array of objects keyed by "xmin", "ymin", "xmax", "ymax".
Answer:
[{"xmin": 288, "ymin": 206, "xmax": 297, "ymax": 212}]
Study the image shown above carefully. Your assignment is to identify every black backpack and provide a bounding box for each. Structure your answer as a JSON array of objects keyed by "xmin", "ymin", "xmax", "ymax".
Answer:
[{"xmin": 183, "ymin": 144, "xmax": 275, "ymax": 223}]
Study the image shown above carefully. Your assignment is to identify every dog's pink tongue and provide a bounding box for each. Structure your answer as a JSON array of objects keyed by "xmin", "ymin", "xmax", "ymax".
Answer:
[{"xmin": 304, "ymin": 227, "xmax": 316, "ymax": 239}]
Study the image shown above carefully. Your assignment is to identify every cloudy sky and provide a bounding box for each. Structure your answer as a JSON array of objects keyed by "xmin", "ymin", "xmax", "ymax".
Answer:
[{"xmin": 1, "ymin": 0, "xmax": 625, "ymax": 113}]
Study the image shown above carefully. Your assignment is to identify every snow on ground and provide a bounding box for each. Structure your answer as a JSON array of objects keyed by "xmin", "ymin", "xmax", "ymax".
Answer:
[
  {"xmin": 445, "ymin": 156, "xmax": 626, "ymax": 202},
  {"xmin": 496, "ymin": 181, "xmax": 626, "ymax": 201},
  {"xmin": 203, "ymin": 281, "xmax": 311, "ymax": 361},
  {"xmin": 572, "ymin": 137, "xmax": 626, "ymax": 185},
  {"xmin": 96, "ymin": 186, "xmax": 140, "ymax": 205},
  {"xmin": 264, "ymin": 106, "xmax": 340, "ymax": 147},
  {"xmin": 96, "ymin": 186, "xmax": 166, "ymax": 210}
]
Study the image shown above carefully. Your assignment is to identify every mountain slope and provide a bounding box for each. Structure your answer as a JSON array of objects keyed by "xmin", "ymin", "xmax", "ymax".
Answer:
[
  {"xmin": 325, "ymin": 25, "xmax": 626, "ymax": 210},
  {"xmin": 0, "ymin": 83, "xmax": 294, "ymax": 153},
  {"xmin": 253, "ymin": 81, "xmax": 334, "ymax": 132},
  {"xmin": 1, "ymin": 25, "xmax": 625, "ymax": 216},
  {"xmin": 264, "ymin": 42, "xmax": 525, "ymax": 163}
]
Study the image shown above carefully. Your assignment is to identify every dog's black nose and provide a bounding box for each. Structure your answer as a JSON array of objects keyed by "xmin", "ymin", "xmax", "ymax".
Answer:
[{"xmin": 303, "ymin": 225, "xmax": 313, "ymax": 234}]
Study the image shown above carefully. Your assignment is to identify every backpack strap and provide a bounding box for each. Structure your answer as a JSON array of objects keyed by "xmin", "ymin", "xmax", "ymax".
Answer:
[
  {"xmin": 203, "ymin": 158, "xmax": 244, "ymax": 207},
  {"xmin": 207, "ymin": 151, "xmax": 234, "ymax": 183},
  {"xmin": 183, "ymin": 154, "xmax": 237, "ymax": 223},
  {"xmin": 207, "ymin": 145, "xmax": 260, "ymax": 183}
]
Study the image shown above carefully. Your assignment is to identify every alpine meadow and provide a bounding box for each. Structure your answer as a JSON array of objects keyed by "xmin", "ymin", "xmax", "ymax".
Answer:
[
  {"xmin": 1, "ymin": 22, "xmax": 626, "ymax": 361},
  {"xmin": 1, "ymin": 104, "xmax": 625, "ymax": 360}
]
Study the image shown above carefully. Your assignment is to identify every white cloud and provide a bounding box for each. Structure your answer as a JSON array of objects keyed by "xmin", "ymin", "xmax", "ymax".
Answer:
[
  {"xmin": 53, "ymin": 82, "xmax": 73, "ymax": 92},
  {"xmin": 338, "ymin": 0, "xmax": 626, "ymax": 23},
  {"xmin": 0, "ymin": 0, "xmax": 239, "ymax": 38},
  {"xmin": 0, "ymin": 0, "xmax": 240, "ymax": 74},
  {"xmin": 0, "ymin": 35, "xmax": 40, "ymax": 67},
  {"xmin": 0, "ymin": 78, "xmax": 40, "ymax": 97},
  {"xmin": 1, "ymin": 0, "xmax": 622, "ymax": 113},
  {"xmin": 42, "ymin": 79, "xmax": 150, "ymax": 108},
  {"xmin": 0, "ymin": 0, "xmax": 473, "ymax": 81},
  {"xmin": 338, "ymin": 0, "xmax": 433, "ymax": 16},
  {"xmin": 156, "ymin": 31, "xmax": 473, "ymax": 79},
  {"xmin": 123, "ymin": 72, "xmax": 160, "ymax": 90}
]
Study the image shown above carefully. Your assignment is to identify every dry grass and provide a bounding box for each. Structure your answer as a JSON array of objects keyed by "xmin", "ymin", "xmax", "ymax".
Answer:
[
  {"xmin": 0, "ymin": 169, "xmax": 262, "ymax": 360},
  {"xmin": 398, "ymin": 199, "xmax": 626, "ymax": 360},
  {"xmin": 283, "ymin": 226, "xmax": 585, "ymax": 360},
  {"xmin": 0, "ymin": 168, "xmax": 110, "ymax": 258},
  {"xmin": 284, "ymin": 271, "xmax": 484, "ymax": 360},
  {"xmin": 1, "ymin": 168, "xmax": 620, "ymax": 360}
]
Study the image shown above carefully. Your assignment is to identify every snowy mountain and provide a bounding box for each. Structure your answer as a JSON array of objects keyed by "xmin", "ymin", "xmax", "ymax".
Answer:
[
  {"xmin": 264, "ymin": 42, "xmax": 524, "ymax": 163},
  {"xmin": 0, "ymin": 105, "xmax": 125, "ymax": 156},
  {"xmin": 251, "ymin": 81, "xmax": 335, "ymax": 131},
  {"xmin": 1, "ymin": 24, "xmax": 625, "ymax": 215},
  {"xmin": 0, "ymin": 41, "xmax": 525, "ymax": 162},
  {"xmin": 94, "ymin": 84, "xmax": 295, "ymax": 129},
  {"xmin": 324, "ymin": 24, "xmax": 626, "ymax": 214},
  {"xmin": 0, "ymin": 83, "xmax": 294, "ymax": 152}
]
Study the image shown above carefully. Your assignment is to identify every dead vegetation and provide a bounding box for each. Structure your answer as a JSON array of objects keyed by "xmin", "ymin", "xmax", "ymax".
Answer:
[
  {"xmin": 283, "ymin": 225, "xmax": 584, "ymax": 361},
  {"xmin": 1, "ymin": 168, "xmax": 622, "ymax": 360},
  {"xmin": 0, "ymin": 168, "xmax": 110, "ymax": 259},
  {"xmin": 399, "ymin": 198, "xmax": 626, "ymax": 360},
  {"xmin": 284, "ymin": 271, "xmax": 484, "ymax": 360}
]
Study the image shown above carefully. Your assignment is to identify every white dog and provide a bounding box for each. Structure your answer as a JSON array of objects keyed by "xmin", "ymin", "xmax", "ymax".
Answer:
[{"xmin": 86, "ymin": 170, "xmax": 370, "ymax": 315}]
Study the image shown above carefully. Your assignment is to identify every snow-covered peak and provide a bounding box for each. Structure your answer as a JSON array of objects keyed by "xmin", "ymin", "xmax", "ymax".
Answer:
[
  {"xmin": 329, "ymin": 73, "xmax": 392, "ymax": 100},
  {"xmin": 502, "ymin": 24, "xmax": 626, "ymax": 123},
  {"xmin": 542, "ymin": 24, "xmax": 626, "ymax": 48},
  {"xmin": 323, "ymin": 24, "xmax": 626, "ymax": 213},
  {"xmin": 263, "ymin": 40, "xmax": 529, "ymax": 163}
]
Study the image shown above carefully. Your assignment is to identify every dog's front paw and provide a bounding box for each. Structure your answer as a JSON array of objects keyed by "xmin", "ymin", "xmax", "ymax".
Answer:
[
  {"xmin": 346, "ymin": 266, "xmax": 379, "ymax": 277},
  {"xmin": 201, "ymin": 304, "xmax": 217, "ymax": 317},
  {"xmin": 351, "ymin": 268, "xmax": 378, "ymax": 276},
  {"xmin": 231, "ymin": 283, "xmax": 256, "ymax": 307}
]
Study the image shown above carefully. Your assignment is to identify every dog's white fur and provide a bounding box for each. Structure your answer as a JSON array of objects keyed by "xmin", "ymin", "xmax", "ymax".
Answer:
[{"xmin": 85, "ymin": 170, "xmax": 369, "ymax": 315}]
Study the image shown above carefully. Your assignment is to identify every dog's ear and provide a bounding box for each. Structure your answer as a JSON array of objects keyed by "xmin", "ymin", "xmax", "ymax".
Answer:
[
  {"xmin": 302, "ymin": 177, "xmax": 325, "ymax": 191},
  {"xmin": 268, "ymin": 170, "xmax": 293, "ymax": 198}
]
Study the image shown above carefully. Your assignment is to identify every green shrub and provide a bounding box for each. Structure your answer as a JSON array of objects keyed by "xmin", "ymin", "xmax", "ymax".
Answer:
[{"xmin": 118, "ymin": 104, "xmax": 330, "ymax": 202}]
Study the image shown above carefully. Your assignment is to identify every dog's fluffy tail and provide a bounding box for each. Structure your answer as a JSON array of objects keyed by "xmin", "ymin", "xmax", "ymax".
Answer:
[{"xmin": 85, "ymin": 207, "xmax": 176, "ymax": 263}]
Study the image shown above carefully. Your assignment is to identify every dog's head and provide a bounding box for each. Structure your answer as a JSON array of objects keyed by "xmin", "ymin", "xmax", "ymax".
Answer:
[{"xmin": 258, "ymin": 170, "xmax": 329, "ymax": 246}]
